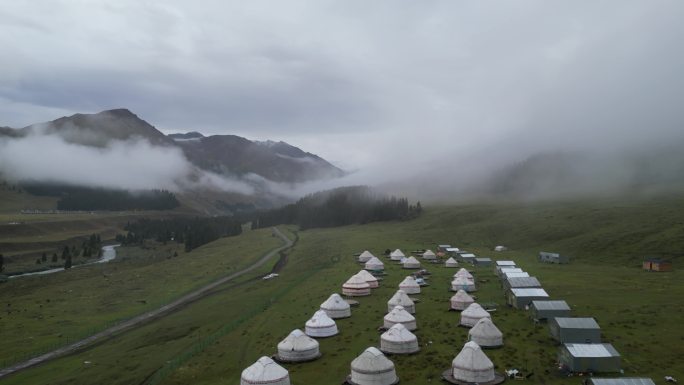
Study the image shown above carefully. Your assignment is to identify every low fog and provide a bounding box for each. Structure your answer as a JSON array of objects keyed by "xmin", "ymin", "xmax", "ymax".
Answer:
[
  {"xmin": 1, "ymin": 1, "xmax": 683, "ymax": 202},
  {"xmin": 0, "ymin": 132, "xmax": 254, "ymax": 195}
]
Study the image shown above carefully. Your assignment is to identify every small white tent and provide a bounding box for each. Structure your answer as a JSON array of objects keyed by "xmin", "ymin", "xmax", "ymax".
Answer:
[
  {"xmin": 387, "ymin": 289, "xmax": 415, "ymax": 314},
  {"xmin": 350, "ymin": 347, "xmax": 399, "ymax": 385},
  {"xmin": 468, "ymin": 318, "xmax": 503, "ymax": 348},
  {"xmin": 445, "ymin": 257, "xmax": 459, "ymax": 267},
  {"xmin": 305, "ymin": 310, "xmax": 339, "ymax": 337},
  {"xmin": 451, "ymin": 276, "xmax": 476, "ymax": 292},
  {"xmin": 383, "ymin": 305, "xmax": 417, "ymax": 331},
  {"xmin": 450, "ymin": 290, "xmax": 475, "ymax": 311},
  {"xmin": 422, "ymin": 249, "xmax": 437, "ymax": 260},
  {"xmin": 357, "ymin": 269, "xmax": 380, "ymax": 288},
  {"xmin": 494, "ymin": 246, "xmax": 507, "ymax": 252},
  {"xmin": 460, "ymin": 303, "xmax": 491, "ymax": 327},
  {"xmin": 389, "ymin": 249, "xmax": 405, "ymax": 261},
  {"xmin": 358, "ymin": 250, "xmax": 375, "ymax": 263},
  {"xmin": 364, "ymin": 256, "xmax": 385, "ymax": 271},
  {"xmin": 320, "ymin": 293, "xmax": 351, "ymax": 319},
  {"xmin": 450, "ymin": 342, "xmax": 497, "ymax": 384},
  {"xmin": 241, "ymin": 356, "xmax": 290, "ymax": 385},
  {"xmin": 398, "ymin": 276, "xmax": 421, "ymax": 294},
  {"xmin": 380, "ymin": 323, "xmax": 420, "ymax": 354},
  {"xmin": 276, "ymin": 329, "xmax": 321, "ymax": 362},
  {"xmin": 402, "ymin": 256, "xmax": 421, "ymax": 269},
  {"xmin": 343, "ymin": 274, "xmax": 372, "ymax": 297}
]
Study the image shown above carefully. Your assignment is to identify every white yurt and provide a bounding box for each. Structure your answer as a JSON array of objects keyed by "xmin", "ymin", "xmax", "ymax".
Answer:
[
  {"xmin": 422, "ymin": 249, "xmax": 437, "ymax": 260},
  {"xmin": 276, "ymin": 329, "xmax": 321, "ymax": 362},
  {"xmin": 402, "ymin": 256, "xmax": 421, "ymax": 269},
  {"xmin": 380, "ymin": 323, "xmax": 420, "ymax": 354},
  {"xmin": 450, "ymin": 290, "xmax": 475, "ymax": 311},
  {"xmin": 451, "ymin": 276, "xmax": 476, "ymax": 292},
  {"xmin": 445, "ymin": 257, "xmax": 459, "ymax": 267},
  {"xmin": 383, "ymin": 305, "xmax": 417, "ymax": 331},
  {"xmin": 449, "ymin": 342, "xmax": 497, "ymax": 384},
  {"xmin": 342, "ymin": 274, "xmax": 372, "ymax": 297},
  {"xmin": 241, "ymin": 356, "xmax": 290, "ymax": 385},
  {"xmin": 494, "ymin": 245, "xmax": 507, "ymax": 252},
  {"xmin": 364, "ymin": 256, "xmax": 385, "ymax": 271},
  {"xmin": 454, "ymin": 268, "xmax": 474, "ymax": 280},
  {"xmin": 358, "ymin": 250, "xmax": 375, "ymax": 263},
  {"xmin": 320, "ymin": 293, "xmax": 351, "ymax": 319},
  {"xmin": 398, "ymin": 276, "xmax": 421, "ymax": 294},
  {"xmin": 460, "ymin": 303, "xmax": 491, "ymax": 327},
  {"xmin": 389, "ymin": 249, "xmax": 405, "ymax": 261},
  {"xmin": 305, "ymin": 310, "xmax": 339, "ymax": 337},
  {"xmin": 357, "ymin": 269, "xmax": 380, "ymax": 288},
  {"xmin": 468, "ymin": 318, "xmax": 503, "ymax": 348},
  {"xmin": 350, "ymin": 347, "xmax": 399, "ymax": 385},
  {"xmin": 387, "ymin": 289, "xmax": 416, "ymax": 314}
]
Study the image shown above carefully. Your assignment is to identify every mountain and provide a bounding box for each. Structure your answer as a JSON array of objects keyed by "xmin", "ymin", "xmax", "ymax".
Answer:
[
  {"xmin": 176, "ymin": 134, "xmax": 345, "ymax": 183},
  {"xmin": 1, "ymin": 109, "xmax": 344, "ymax": 184}
]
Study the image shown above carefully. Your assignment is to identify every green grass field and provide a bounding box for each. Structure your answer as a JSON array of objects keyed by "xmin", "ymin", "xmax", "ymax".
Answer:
[{"xmin": 2, "ymin": 197, "xmax": 684, "ymax": 384}]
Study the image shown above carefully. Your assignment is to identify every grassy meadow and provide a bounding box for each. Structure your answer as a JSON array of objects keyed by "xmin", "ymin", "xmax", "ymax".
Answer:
[{"xmin": 2, "ymin": 196, "xmax": 684, "ymax": 384}]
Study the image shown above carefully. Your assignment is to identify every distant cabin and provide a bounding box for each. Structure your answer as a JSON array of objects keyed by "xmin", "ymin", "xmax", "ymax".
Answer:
[
  {"xmin": 549, "ymin": 317, "xmax": 601, "ymax": 343},
  {"xmin": 558, "ymin": 343, "xmax": 621, "ymax": 373},
  {"xmin": 539, "ymin": 251, "xmax": 570, "ymax": 264},
  {"xmin": 507, "ymin": 288, "xmax": 549, "ymax": 309},
  {"xmin": 588, "ymin": 379, "xmax": 655, "ymax": 385},
  {"xmin": 474, "ymin": 257, "xmax": 492, "ymax": 267},
  {"xmin": 459, "ymin": 253, "xmax": 476, "ymax": 264},
  {"xmin": 437, "ymin": 244, "xmax": 452, "ymax": 252},
  {"xmin": 498, "ymin": 267, "xmax": 523, "ymax": 279},
  {"xmin": 445, "ymin": 247, "xmax": 460, "ymax": 256},
  {"xmin": 642, "ymin": 258, "xmax": 672, "ymax": 272},
  {"xmin": 530, "ymin": 300, "xmax": 571, "ymax": 321}
]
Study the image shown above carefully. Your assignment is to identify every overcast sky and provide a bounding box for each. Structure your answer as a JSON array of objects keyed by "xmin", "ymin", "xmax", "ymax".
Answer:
[{"xmin": 1, "ymin": 1, "xmax": 683, "ymax": 176}]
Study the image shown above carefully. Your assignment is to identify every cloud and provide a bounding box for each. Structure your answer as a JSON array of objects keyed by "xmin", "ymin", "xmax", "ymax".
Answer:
[
  {"xmin": 1, "ymin": 1, "xmax": 683, "ymax": 201},
  {"xmin": 0, "ymin": 132, "xmax": 254, "ymax": 195}
]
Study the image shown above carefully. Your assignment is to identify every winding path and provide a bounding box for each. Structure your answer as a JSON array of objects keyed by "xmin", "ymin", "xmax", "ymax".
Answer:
[{"xmin": 0, "ymin": 227, "xmax": 293, "ymax": 379}]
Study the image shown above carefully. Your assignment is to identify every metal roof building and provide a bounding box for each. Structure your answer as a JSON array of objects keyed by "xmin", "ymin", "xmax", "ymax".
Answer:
[
  {"xmin": 507, "ymin": 288, "xmax": 549, "ymax": 309},
  {"xmin": 558, "ymin": 343, "xmax": 620, "ymax": 373},
  {"xmin": 474, "ymin": 257, "xmax": 492, "ymax": 266},
  {"xmin": 498, "ymin": 267, "xmax": 524, "ymax": 279},
  {"xmin": 502, "ymin": 272, "xmax": 530, "ymax": 279},
  {"xmin": 588, "ymin": 379, "xmax": 655, "ymax": 385},
  {"xmin": 550, "ymin": 317, "xmax": 601, "ymax": 343},
  {"xmin": 459, "ymin": 253, "xmax": 476, "ymax": 263},
  {"xmin": 530, "ymin": 300, "xmax": 571, "ymax": 321},
  {"xmin": 495, "ymin": 260, "xmax": 516, "ymax": 267},
  {"xmin": 503, "ymin": 276, "xmax": 542, "ymax": 291}
]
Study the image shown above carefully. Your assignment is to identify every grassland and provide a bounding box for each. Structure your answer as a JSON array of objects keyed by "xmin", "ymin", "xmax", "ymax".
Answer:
[{"xmin": 2, "ymin": 196, "xmax": 684, "ymax": 385}]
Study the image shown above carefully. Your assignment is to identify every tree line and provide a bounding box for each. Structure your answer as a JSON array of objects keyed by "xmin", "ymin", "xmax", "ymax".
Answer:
[
  {"xmin": 251, "ymin": 185, "xmax": 421, "ymax": 230},
  {"xmin": 116, "ymin": 216, "xmax": 243, "ymax": 252},
  {"xmin": 22, "ymin": 183, "xmax": 180, "ymax": 211}
]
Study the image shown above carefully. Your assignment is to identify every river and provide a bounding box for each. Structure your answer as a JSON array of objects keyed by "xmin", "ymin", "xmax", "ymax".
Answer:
[{"xmin": 8, "ymin": 244, "xmax": 120, "ymax": 279}]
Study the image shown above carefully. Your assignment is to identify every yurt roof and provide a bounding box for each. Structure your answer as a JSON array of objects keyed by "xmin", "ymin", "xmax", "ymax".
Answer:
[
  {"xmin": 278, "ymin": 329, "xmax": 319, "ymax": 351},
  {"xmin": 359, "ymin": 250, "xmax": 375, "ymax": 259},
  {"xmin": 469, "ymin": 318, "xmax": 503, "ymax": 338},
  {"xmin": 423, "ymin": 249, "xmax": 436, "ymax": 256},
  {"xmin": 445, "ymin": 257, "xmax": 458, "ymax": 264},
  {"xmin": 381, "ymin": 323, "xmax": 417, "ymax": 343},
  {"xmin": 306, "ymin": 310, "xmax": 336, "ymax": 328},
  {"xmin": 388, "ymin": 290, "xmax": 414, "ymax": 307},
  {"xmin": 241, "ymin": 356, "xmax": 289, "ymax": 382},
  {"xmin": 390, "ymin": 249, "xmax": 405, "ymax": 257},
  {"xmin": 451, "ymin": 290, "xmax": 474, "ymax": 302},
  {"xmin": 321, "ymin": 293, "xmax": 351, "ymax": 310},
  {"xmin": 404, "ymin": 256, "xmax": 420, "ymax": 264},
  {"xmin": 357, "ymin": 269, "xmax": 379, "ymax": 282},
  {"xmin": 365, "ymin": 256, "xmax": 384, "ymax": 266},
  {"xmin": 399, "ymin": 276, "xmax": 418, "ymax": 286},
  {"xmin": 452, "ymin": 276, "xmax": 472, "ymax": 285},
  {"xmin": 344, "ymin": 274, "xmax": 371, "ymax": 288},
  {"xmin": 452, "ymin": 341, "xmax": 494, "ymax": 371},
  {"xmin": 462, "ymin": 303, "xmax": 490, "ymax": 318},
  {"xmin": 456, "ymin": 268, "xmax": 472, "ymax": 275},
  {"xmin": 351, "ymin": 347, "xmax": 395, "ymax": 372},
  {"xmin": 385, "ymin": 305, "xmax": 415, "ymax": 322}
]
